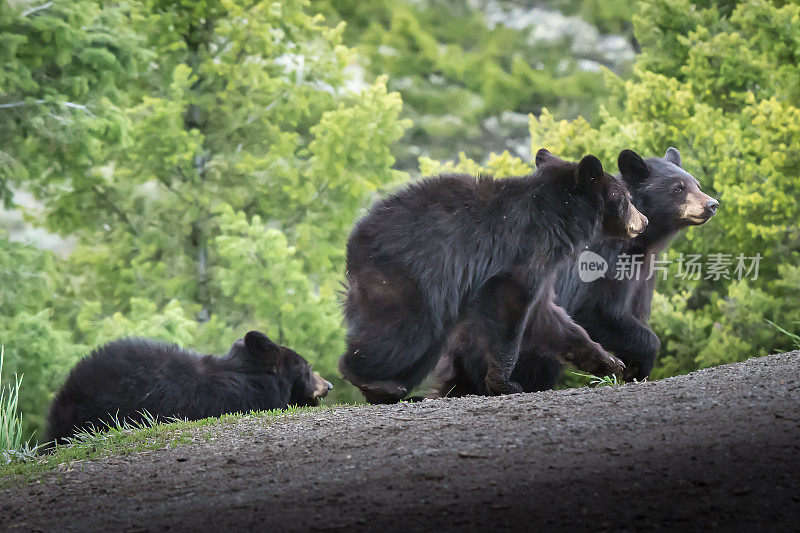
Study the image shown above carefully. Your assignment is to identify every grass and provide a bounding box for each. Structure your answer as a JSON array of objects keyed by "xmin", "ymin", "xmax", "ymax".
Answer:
[
  {"xmin": 58, "ymin": 409, "xmax": 174, "ymax": 449},
  {"xmin": 0, "ymin": 346, "xmax": 38, "ymax": 463},
  {"xmin": 766, "ymin": 319, "xmax": 800, "ymax": 350},
  {"xmin": 0, "ymin": 403, "xmax": 339, "ymax": 488},
  {"xmin": 571, "ymin": 371, "xmax": 621, "ymax": 388}
]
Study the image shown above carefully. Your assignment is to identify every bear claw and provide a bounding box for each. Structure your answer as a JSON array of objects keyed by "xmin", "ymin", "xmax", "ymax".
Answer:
[{"xmin": 606, "ymin": 356, "xmax": 625, "ymax": 375}]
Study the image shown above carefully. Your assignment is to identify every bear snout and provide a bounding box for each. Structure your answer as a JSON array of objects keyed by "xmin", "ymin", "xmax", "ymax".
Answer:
[
  {"xmin": 626, "ymin": 208, "xmax": 648, "ymax": 238},
  {"xmin": 704, "ymin": 198, "xmax": 719, "ymax": 216},
  {"xmin": 682, "ymin": 191, "xmax": 719, "ymax": 224},
  {"xmin": 313, "ymin": 373, "xmax": 333, "ymax": 399}
]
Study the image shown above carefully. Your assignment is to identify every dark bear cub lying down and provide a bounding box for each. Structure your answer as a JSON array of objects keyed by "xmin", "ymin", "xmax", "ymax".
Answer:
[{"xmin": 46, "ymin": 331, "xmax": 332, "ymax": 445}]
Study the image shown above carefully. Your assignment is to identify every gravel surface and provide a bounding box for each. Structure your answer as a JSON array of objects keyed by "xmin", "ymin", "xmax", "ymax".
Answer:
[{"xmin": 2, "ymin": 352, "xmax": 799, "ymax": 532}]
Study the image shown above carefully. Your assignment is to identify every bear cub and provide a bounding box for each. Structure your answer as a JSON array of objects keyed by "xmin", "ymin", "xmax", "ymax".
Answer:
[{"xmin": 46, "ymin": 331, "xmax": 332, "ymax": 445}]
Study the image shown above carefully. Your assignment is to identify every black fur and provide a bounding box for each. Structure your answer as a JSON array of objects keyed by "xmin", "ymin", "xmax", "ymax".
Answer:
[
  {"xmin": 434, "ymin": 148, "xmax": 718, "ymax": 396},
  {"xmin": 46, "ymin": 331, "xmax": 331, "ymax": 445},
  {"xmin": 340, "ymin": 151, "xmax": 645, "ymax": 402}
]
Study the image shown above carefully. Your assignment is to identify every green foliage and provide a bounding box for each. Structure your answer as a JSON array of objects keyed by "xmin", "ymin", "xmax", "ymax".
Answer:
[
  {"xmin": 648, "ymin": 291, "xmax": 714, "ymax": 379},
  {"xmin": 0, "ymin": 0, "xmax": 146, "ymax": 435},
  {"xmin": 212, "ymin": 206, "xmax": 343, "ymax": 379},
  {"xmin": 76, "ymin": 298, "xmax": 202, "ymax": 348},
  {"xmin": 0, "ymin": 0, "xmax": 145, "ymax": 207},
  {"xmin": 52, "ymin": 2, "xmax": 408, "ymax": 368},
  {"xmin": 553, "ymin": 0, "xmax": 638, "ymax": 34},
  {"xmin": 419, "ymin": 149, "xmax": 533, "ymax": 178},
  {"xmin": 320, "ymin": 0, "xmax": 634, "ymax": 170}
]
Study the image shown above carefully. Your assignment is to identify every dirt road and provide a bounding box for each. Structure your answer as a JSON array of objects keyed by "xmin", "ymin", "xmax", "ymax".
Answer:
[{"xmin": 2, "ymin": 352, "xmax": 799, "ymax": 532}]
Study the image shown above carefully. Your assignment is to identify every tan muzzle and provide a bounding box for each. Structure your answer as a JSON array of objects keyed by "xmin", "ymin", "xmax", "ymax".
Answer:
[
  {"xmin": 313, "ymin": 372, "xmax": 333, "ymax": 399},
  {"xmin": 627, "ymin": 205, "xmax": 648, "ymax": 237}
]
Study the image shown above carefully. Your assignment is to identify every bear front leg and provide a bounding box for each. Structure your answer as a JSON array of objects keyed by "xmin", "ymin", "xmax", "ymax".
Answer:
[
  {"xmin": 581, "ymin": 314, "xmax": 660, "ymax": 381},
  {"xmin": 485, "ymin": 360, "xmax": 525, "ymax": 395},
  {"xmin": 531, "ymin": 301, "xmax": 626, "ymax": 377},
  {"xmin": 483, "ymin": 319, "xmax": 529, "ymax": 396}
]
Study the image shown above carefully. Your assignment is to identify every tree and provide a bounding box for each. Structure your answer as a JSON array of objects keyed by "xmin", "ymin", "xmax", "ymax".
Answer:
[
  {"xmin": 320, "ymin": 0, "xmax": 636, "ymax": 170},
  {"xmin": 0, "ymin": 0, "xmax": 143, "ymax": 206}
]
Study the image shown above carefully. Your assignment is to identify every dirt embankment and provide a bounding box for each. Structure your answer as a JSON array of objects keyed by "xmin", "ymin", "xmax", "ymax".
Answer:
[{"xmin": 2, "ymin": 352, "xmax": 799, "ymax": 532}]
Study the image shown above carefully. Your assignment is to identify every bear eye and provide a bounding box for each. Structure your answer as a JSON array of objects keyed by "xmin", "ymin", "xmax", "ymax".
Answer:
[{"xmin": 673, "ymin": 184, "xmax": 685, "ymax": 194}]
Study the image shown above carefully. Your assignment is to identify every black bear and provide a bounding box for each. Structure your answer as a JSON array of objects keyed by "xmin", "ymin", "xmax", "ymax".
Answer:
[
  {"xmin": 46, "ymin": 331, "xmax": 332, "ymax": 445},
  {"xmin": 339, "ymin": 150, "xmax": 648, "ymax": 403},
  {"xmin": 434, "ymin": 147, "xmax": 718, "ymax": 396}
]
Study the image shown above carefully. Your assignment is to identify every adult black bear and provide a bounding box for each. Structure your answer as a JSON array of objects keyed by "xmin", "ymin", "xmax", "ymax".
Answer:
[
  {"xmin": 434, "ymin": 148, "xmax": 718, "ymax": 396},
  {"xmin": 46, "ymin": 331, "xmax": 332, "ymax": 445},
  {"xmin": 339, "ymin": 150, "xmax": 648, "ymax": 403}
]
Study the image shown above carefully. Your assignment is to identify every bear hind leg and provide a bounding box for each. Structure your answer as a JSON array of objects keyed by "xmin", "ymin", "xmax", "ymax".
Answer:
[{"xmin": 340, "ymin": 266, "xmax": 441, "ymax": 403}]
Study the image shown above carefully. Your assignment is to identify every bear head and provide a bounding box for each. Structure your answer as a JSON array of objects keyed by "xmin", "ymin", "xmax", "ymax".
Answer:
[
  {"xmin": 618, "ymin": 147, "xmax": 718, "ymax": 242},
  {"xmin": 536, "ymin": 149, "xmax": 648, "ymax": 240},
  {"xmin": 230, "ymin": 330, "xmax": 332, "ymax": 406}
]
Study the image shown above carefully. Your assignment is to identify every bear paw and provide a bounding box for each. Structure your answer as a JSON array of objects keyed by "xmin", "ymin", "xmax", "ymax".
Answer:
[
  {"xmin": 622, "ymin": 359, "xmax": 652, "ymax": 382},
  {"xmin": 594, "ymin": 351, "xmax": 625, "ymax": 376},
  {"xmin": 571, "ymin": 345, "xmax": 625, "ymax": 377},
  {"xmin": 359, "ymin": 380, "xmax": 408, "ymax": 404},
  {"xmin": 485, "ymin": 377, "xmax": 524, "ymax": 396}
]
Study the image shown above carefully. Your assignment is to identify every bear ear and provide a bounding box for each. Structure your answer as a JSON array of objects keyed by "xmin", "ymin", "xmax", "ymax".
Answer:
[
  {"xmin": 576, "ymin": 154, "xmax": 605, "ymax": 189},
  {"xmin": 243, "ymin": 330, "xmax": 281, "ymax": 367},
  {"xmin": 535, "ymin": 148, "xmax": 561, "ymax": 168},
  {"xmin": 664, "ymin": 147, "xmax": 682, "ymax": 167},
  {"xmin": 618, "ymin": 149, "xmax": 649, "ymax": 190}
]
